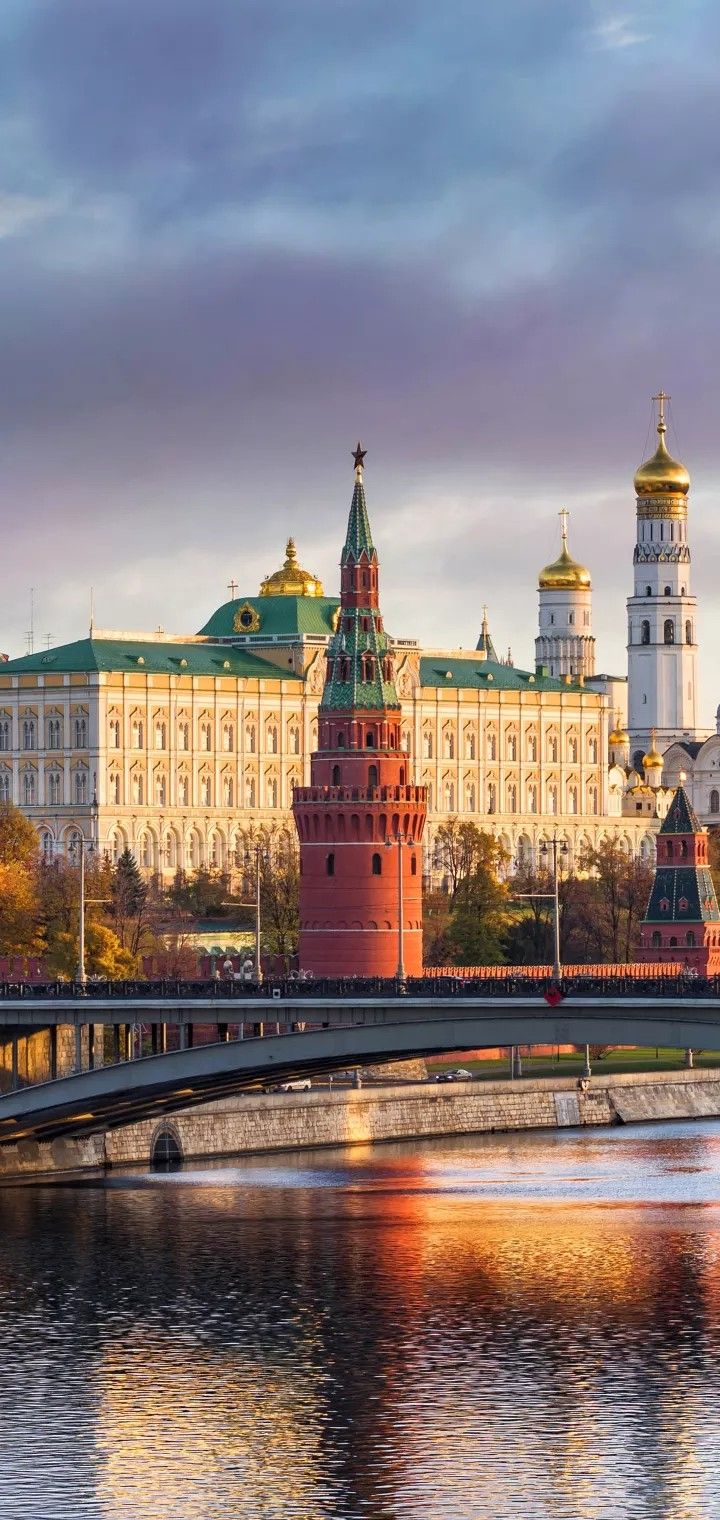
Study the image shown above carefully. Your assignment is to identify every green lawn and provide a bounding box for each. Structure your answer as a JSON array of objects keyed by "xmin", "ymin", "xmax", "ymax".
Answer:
[{"xmin": 426, "ymin": 1047, "xmax": 718, "ymax": 1080}]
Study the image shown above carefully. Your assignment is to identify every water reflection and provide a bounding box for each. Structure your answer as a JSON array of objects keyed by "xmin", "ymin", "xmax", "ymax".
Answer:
[{"xmin": 0, "ymin": 1123, "xmax": 719, "ymax": 1516}]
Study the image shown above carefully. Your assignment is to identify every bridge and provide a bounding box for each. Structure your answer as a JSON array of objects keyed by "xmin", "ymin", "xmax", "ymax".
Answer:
[{"xmin": 1, "ymin": 986, "xmax": 720, "ymax": 1143}]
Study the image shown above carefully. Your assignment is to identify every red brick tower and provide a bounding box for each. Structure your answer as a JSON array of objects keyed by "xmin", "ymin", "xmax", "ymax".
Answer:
[
  {"xmin": 293, "ymin": 446, "xmax": 427, "ymax": 978},
  {"xmin": 639, "ymin": 784, "xmax": 720, "ymax": 973}
]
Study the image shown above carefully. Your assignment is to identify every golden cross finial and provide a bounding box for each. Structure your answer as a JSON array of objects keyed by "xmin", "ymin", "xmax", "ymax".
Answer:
[
  {"xmin": 227, "ymin": 578, "xmax": 238, "ymax": 599},
  {"xmin": 559, "ymin": 507, "xmax": 569, "ymax": 548},
  {"xmin": 652, "ymin": 390, "xmax": 670, "ymax": 431},
  {"xmin": 481, "ymin": 602, "xmax": 489, "ymax": 631}
]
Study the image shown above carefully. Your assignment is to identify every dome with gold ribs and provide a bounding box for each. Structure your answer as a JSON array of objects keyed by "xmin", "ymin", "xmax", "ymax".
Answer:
[
  {"xmin": 634, "ymin": 393, "xmax": 690, "ymax": 499},
  {"xmin": 609, "ymin": 715, "xmax": 629, "ymax": 746},
  {"xmin": 539, "ymin": 514, "xmax": 591, "ymax": 590},
  {"xmin": 260, "ymin": 538, "xmax": 324, "ymax": 598}
]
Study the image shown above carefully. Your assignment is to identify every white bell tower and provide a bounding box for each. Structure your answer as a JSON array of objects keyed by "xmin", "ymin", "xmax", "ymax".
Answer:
[
  {"xmin": 627, "ymin": 391, "xmax": 698, "ymax": 763},
  {"xmin": 536, "ymin": 510, "xmax": 595, "ymax": 679}
]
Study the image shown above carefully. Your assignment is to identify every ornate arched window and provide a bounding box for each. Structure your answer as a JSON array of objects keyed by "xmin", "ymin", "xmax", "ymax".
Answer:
[
  {"xmin": 664, "ymin": 619, "xmax": 674, "ymax": 645},
  {"xmin": 49, "ymin": 772, "xmax": 61, "ymax": 805},
  {"xmin": 641, "ymin": 620, "xmax": 650, "ymax": 645},
  {"xmin": 710, "ymin": 790, "xmax": 720, "ymax": 815},
  {"xmin": 74, "ymin": 716, "xmax": 87, "ymax": 748}
]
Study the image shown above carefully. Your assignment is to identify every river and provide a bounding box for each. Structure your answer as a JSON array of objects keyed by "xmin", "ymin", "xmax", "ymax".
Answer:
[{"xmin": 1, "ymin": 1121, "xmax": 720, "ymax": 1519}]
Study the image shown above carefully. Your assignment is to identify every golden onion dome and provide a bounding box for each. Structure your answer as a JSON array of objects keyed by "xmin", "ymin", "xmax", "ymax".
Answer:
[
  {"xmin": 260, "ymin": 538, "xmax": 324, "ymax": 598},
  {"xmin": 634, "ymin": 395, "xmax": 689, "ymax": 498},
  {"xmin": 539, "ymin": 514, "xmax": 591, "ymax": 590},
  {"xmin": 609, "ymin": 721, "xmax": 629, "ymax": 746},
  {"xmin": 642, "ymin": 730, "xmax": 663, "ymax": 770}
]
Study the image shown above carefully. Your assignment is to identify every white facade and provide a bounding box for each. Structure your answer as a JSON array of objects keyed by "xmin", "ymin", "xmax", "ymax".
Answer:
[
  {"xmin": 627, "ymin": 400, "xmax": 698, "ymax": 761},
  {"xmin": 535, "ymin": 515, "xmax": 595, "ymax": 679}
]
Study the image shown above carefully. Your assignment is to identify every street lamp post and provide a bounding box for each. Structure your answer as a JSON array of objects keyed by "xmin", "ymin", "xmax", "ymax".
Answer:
[
  {"xmin": 540, "ymin": 835, "xmax": 569, "ymax": 981},
  {"xmin": 385, "ymin": 834, "xmax": 414, "ymax": 982},
  {"xmin": 242, "ymin": 843, "xmax": 264, "ymax": 984}
]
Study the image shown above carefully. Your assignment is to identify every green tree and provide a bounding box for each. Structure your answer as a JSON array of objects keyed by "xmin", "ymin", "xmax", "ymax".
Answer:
[
  {"xmin": 443, "ymin": 834, "xmax": 511, "ymax": 965},
  {"xmin": 580, "ymin": 841, "xmax": 653, "ymax": 963},
  {"xmin": 111, "ymin": 849, "xmax": 149, "ymax": 955},
  {"xmin": 0, "ymin": 861, "xmax": 39, "ymax": 955}
]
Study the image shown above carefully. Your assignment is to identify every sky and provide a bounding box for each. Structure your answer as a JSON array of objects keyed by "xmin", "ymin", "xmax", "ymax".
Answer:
[{"xmin": 0, "ymin": 0, "xmax": 719, "ymax": 720}]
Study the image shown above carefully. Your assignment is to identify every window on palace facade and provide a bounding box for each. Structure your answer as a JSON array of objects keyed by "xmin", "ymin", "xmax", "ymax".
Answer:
[
  {"xmin": 40, "ymin": 831, "xmax": 53, "ymax": 858},
  {"xmin": 23, "ymin": 772, "xmax": 36, "ymax": 805},
  {"xmin": 132, "ymin": 774, "xmax": 144, "ymax": 805},
  {"xmin": 506, "ymin": 732, "xmax": 517, "ymax": 761},
  {"xmin": 155, "ymin": 721, "xmax": 167, "ymax": 749},
  {"xmin": 267, "ymin": 725, "xmax": 278, "ymax": 755},
  {"xmin": 488, "ymin": 732, "xmax": 498, "ymax": 762},
  {"xmin": 588, "ymin": 736, "xmax": 598, "ymax": 763},
  {"xmin": 289, "ymin": 726, "xmax": 300, "ymax": 755},
  {"xmin": 74, "ymin": 716, "xmax": 87, "ymax": 748},
  {"xmin": 74, "ymin": 771, "xmax": 87, "ymax": 805},
  {"xmin": 49, "ymin": 772, "xmax": 61, "ymax": 805},
  {"xmin": 527, "ymin": 734, "xmax": 537, "ymax": 762},
  {"xmin": 156, "ymin": 775, "xmax": 166, "ymax": 807},
  {"xmin": 590, "ymin": 786, "xmax": 598, "ymax": 814},
  {"xmin": 245, "ymin": 725, "xmax": 256, "ymax": 754},
  {"xmin": 109, "ymin": 718, "xmax": 120, "ymax": 748},
  {"xmin": 445, "ymin": 782, "xmax": 455, "ymax": 811},
  {"xmin": 48, "ymin": 717, "xmax": 61, "ymax": 750},
  {"xmin": 200, "ymin": 722, "xmax": 212, "ymax": 751},
  {"xmin": 132, "ymin": 720, "xmax": 144, "ymax": 749},
  {"xmin": 487, "ymin": 782, "xmax": 496, "ymax": 813},
  {"xmin": 568, "ymin": 736, "xmax": 578, "ymax": 763},
  {"xmin": 178, "ymin": 721, "xmax": 189, "ymax": 751},
  {"xmin": 201, "ymin": 777, "xmax": 211, "ymax": 806},
  {"xmin": 267, "ymin": 777, "xmax": 278, "ymax": 808},
  {"xmin": 179, "ymin": 775, "xmax": 189, "ymax": 806},
  {"xmin": 507, "ymin": 783, "xmax": 517, "ymax": 811},
  {"xmin": 0, "ymin": 719, "xmax": 9, "ymax": 752},
  {"xmin": 222, "ymin": 723, "xmax": 234, "ymax": 752},
  {"xmin": 549, "ymin": 786, "xmax": 558, "ymax": 815},
  {"xmin": 465, "ymin": 731, "xmax": 476, "ymax": 760},
  {"xmin": 568, "ymin": 785, "xmax": 578, "ymax": 814},
  {"xmin": 246, "ymin": 777, "xmax": 256, "ymax": 808},
  {"xmin": 23, "ymin": 719, "xmax": 36, "ymax": 750},
  {"xmin": 711, "ymin": 790, "xmax": 720, "ymax": 814},
  {"xmin": 110, "ymin": 774, "xmax": 120, "ymax": 805},
  {"xmin": 423, "ymin": 731, "xmax": 433, "ymax": 759},
  {"xmin": 528, "ymin": 785, "xmax": 537, "ymax": 813},
  {"xmin": 443, "ymin": 729, "xmax": 455, "ymax": 760},
  {"xmin": 0, "ymin": 772, "xmax": 9, "ymax": 802},
  {"xmin": 223, "ymin": 777, "xmax": 234, "ymax": 807},
  {"xmin": 466, "ymin": 783, "xmax": 476, "ymax": 812}
]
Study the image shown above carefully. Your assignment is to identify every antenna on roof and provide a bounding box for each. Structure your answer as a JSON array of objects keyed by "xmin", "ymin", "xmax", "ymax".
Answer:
[{"xmin": 25, "ymin": 587, "xmax": 35, "ymax": 655}]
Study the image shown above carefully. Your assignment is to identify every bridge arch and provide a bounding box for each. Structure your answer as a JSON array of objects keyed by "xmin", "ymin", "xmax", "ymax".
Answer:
[{"xmin": 150, "ymin": 1122, "xmax": 183, "ymax": 1171}]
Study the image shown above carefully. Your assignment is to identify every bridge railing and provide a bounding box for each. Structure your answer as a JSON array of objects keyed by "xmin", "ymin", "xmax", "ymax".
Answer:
[{"xmin": 1, "ymin": 972, "xmax": 719, "ymax": 1001}]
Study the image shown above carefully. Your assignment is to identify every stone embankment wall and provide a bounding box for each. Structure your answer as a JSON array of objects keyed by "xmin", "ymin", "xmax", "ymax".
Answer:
[{"xmin": 2, "ymin": 1066, "xmax": 720, "ymax": 1180}]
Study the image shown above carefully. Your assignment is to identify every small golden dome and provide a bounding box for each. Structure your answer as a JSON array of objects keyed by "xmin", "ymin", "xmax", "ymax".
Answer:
[
  {"xmin": 609, "ymin": 723, "xmax": 629, "ymax": 746},
  {"xmin": 539, "ymin": 545, "xmax": 592, "ymax": 590},
  {"xmin": 634, "ymin": 394, "xmax": 689, "ymax": 498},
  {"xmin": 260, "ymin": 538, "xmax": 324, "ymax": 598},
  {"xmin": 539, "ymin": 514, "xmax": 591, "ymax": 590},
  {"xmin": 642, "ymin": 729, "xmax": 663, "ymax": 770}
]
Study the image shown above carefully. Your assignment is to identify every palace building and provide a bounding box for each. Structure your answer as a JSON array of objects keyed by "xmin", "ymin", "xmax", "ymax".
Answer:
[{"xmin": 1, "ymin": 409, "xmax": 693, "ymax": 877}]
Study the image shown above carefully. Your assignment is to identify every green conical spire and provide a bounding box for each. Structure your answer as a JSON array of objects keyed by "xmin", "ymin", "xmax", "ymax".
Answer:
[{"xmin": 342, "ymin": 443, "xmax": 376, "ymax": 563}]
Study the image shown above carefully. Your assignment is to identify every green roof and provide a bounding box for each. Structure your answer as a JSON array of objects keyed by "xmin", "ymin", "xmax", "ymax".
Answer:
[
  {"xmin": 419, "ymin": 656, "xmax": 583, "ymax": 693},
  {"xmin": 0, "ymin": 637, "xmax": 302, "ymax": 681},
  {"xmin": 197, "ymin": 594, "xmax": 339, "ymax": 640},
  {"xmin": 659, "ymin": 786, "xmax": 700, "ymax": 835},
  {"xmin": 343, "ymin": 474, "xmax": 376, "ymax": 563}
]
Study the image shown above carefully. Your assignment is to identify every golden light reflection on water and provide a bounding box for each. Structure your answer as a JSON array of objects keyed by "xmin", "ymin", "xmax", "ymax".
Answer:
[{"xmin": 2, "ymin": 1126, "xmax": 720, "ymax": 1518}]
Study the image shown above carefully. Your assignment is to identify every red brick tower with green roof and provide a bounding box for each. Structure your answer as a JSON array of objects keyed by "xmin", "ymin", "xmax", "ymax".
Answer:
[
  {"xmin": 292, "ymin": 447, "xmax": 427, "ymax": 977},
  {"xmin": 639, "ymin": 785, "xmax": 720, "ymax": 973}
]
